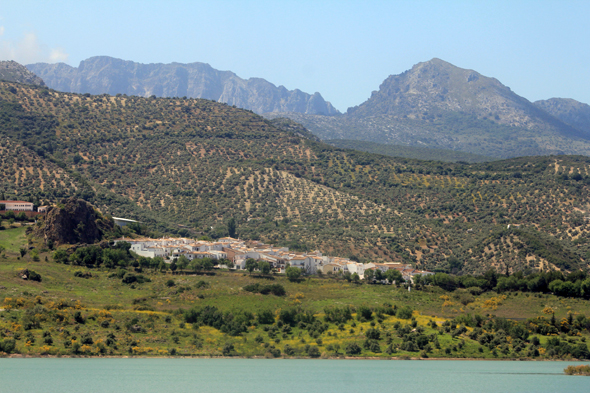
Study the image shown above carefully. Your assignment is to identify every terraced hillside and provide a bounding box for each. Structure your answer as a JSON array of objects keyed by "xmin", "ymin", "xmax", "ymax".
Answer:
[{"xmin": 1, "ymin": 81, "xmax": 589, "ymax": 274}]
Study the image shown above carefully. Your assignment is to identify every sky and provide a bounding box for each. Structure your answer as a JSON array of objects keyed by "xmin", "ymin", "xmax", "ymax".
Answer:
[{"xmin": 0, "ymin": 0, "xmax": 589, "ymax": 112}]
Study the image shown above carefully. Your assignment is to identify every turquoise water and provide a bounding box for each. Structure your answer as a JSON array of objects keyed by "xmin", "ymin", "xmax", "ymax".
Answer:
[{"xmin": 0, "ymin": 359, "xmax": 588, "ymax": 393}]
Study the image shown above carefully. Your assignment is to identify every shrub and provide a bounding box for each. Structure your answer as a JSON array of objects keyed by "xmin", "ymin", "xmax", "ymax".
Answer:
[
  {"xmin": 365, "ymin": 328, "xmax": 381, "ymax": 340},
  {"xmin": 357, "ymin": 305, "xmax": 372, "ymax": 321},
  {"xmin": 0, "ymin": 338, "xmax": 16, "ymax": 353},
  {"xmin": 74, "ymin": 271, "xmax": 92, "ymax": 279},
  {"xmin": 283, "ymin": 344, "xmax": 295, "ymax": 356},
  {"xmin": 195, "ymin": 280, "xmax": 209, "ymax": 289},
  {"xmin": 397, "ymin": 306, "xmax": 414, "ymax": 319},
  {"xmin": 345, "ymin": 342, "xmax": 362, "ymax": 355},
  {"xmin": 222, "ymin": 343, "xmax": 235, "ymax": 356},
  {"xmin": 257, "ymin": 310, "xmax": 275, "ymax": 325},
  {"xmin": 564, "ymin": 365, "xmax": 590, "ymax": 375},
  {"xmin": 307, "ymin": 346, "xmax": 321, "ymax": 358}
]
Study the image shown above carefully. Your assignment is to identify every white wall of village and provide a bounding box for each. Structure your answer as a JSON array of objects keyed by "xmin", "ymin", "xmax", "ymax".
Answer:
[{"xmin": 115, "ymin": 236, "xmax": 433, "ymax": 281}]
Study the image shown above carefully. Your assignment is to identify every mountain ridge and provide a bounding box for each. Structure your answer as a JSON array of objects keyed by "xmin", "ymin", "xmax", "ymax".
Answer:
[{"xmin": 27, "ymin": 56, "xmax": 339, "ymax": 116}]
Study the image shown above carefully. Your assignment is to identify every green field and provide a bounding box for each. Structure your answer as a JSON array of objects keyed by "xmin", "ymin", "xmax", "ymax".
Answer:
[{"xmin": 0, "ymin": 225, "xmax": 27, "ymax": 254}]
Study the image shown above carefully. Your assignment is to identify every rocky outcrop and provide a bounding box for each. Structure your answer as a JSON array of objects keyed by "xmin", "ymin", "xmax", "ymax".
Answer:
[
  {"xmin": 27, "ymin": 56, "xmax": 339, "ymax": 115},
  {"xmin": 0, "ymin": 60, "xmax": 45, "ymax": 86},
  {"xmin": 37, "ymin": 197, "xmax": 109, "ymax": 245}
]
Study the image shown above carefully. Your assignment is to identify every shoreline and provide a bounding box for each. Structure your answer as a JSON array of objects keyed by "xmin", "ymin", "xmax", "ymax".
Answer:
[{"xmin": 1, "ymin": 353, "xmax": 583, "ymax": 361}]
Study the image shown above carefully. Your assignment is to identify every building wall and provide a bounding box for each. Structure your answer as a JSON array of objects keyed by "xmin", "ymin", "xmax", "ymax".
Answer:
[{"xmin": 0, "ymin": 201, "xmax": 34, "ymax": 211}]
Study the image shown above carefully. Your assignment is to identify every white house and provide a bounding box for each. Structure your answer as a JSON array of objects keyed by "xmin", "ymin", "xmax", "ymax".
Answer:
[{"xmin": 0, "ymin": 200, "xmax": 33, "ymax": 211}]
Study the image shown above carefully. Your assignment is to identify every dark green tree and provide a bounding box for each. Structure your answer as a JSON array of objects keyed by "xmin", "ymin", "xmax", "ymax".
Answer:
[{"xmin": 227, "ymin": 218, "xmax": 236, "ymax": 238}]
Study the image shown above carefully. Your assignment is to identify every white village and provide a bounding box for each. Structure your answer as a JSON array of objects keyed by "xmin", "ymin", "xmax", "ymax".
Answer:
[{"xmin": 114, "ymin": 235, "xmax": 433, "ymax": 282}]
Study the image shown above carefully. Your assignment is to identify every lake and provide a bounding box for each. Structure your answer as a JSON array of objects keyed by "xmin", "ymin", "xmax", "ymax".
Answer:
[{"xmin": 0, "ymin": 358, "xmax": 588, "ymax": 393}]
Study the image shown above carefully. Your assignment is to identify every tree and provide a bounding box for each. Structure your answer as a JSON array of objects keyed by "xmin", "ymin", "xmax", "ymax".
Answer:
[
  {"xmin": 385, "ymin": 269, "xmax": 403, "ymax": 286},
  {"xmin": 177, "ymin": 255, "xmax": 189, "ymax": 272},
  {"xmin": 286, "ymin": 266, "xmax": 301, "ymax": 282},
  {"xmin": 364, "ymin": 269, "xmax": 375, "ymax": 283},
  {"xmin": 158, "ymin": 259, "xmax": 168, "ymax": 272},
  {"xmin": 227, "ymin": 218, "xmax": 236, "ymax": 238},
  {"xmin": 258, "ymin": 261, "xmax": 271, "ymax": 275},
  {"xmin": 222, "ymin": 258, "xmax": 234, "ymax": 269},
  {"xmin": 19, "ymin": 247, "xmax": 27, "ymax": 258},
  {"xmin": 201, "ymin": 259, "xmax": 214, "ymax": 270},
  {"xmin": 245, "ymin": 258, "xmax": 258, "ymax": 274}
]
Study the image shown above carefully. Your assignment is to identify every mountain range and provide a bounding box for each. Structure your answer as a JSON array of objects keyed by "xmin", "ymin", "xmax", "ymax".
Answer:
[
  {"xmin": 25, "ymin": 56, "xmax": 590, "ymax": 159},
  {"xmin": 267, "ymin": 58, "xmax": 590, "ymax": 159},
  {"xmin": 27, "ymin": 56, "xmax": 339, "ymax": 116}
]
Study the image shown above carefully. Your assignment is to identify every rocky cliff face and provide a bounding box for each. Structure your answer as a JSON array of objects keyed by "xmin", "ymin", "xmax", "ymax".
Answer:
[
  {"xmin": 0, "ymin": 60, "xmax": 45, "ymax": 86},
  {"xmin": 27, "ymin": 56, "xmax": 339, "ymax": 115},
  {"xmin": 534, "ymin": 98, "xmax": 590, "ymax": 137},
  {"xmin": 36, "ymin": 197, "xmax": 111, "ymax": 245}
]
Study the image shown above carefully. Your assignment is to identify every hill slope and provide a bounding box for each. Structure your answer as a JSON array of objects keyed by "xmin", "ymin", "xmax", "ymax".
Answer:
[
  {"xmin": 0, "ymin": 60, "xmax": 45, "ymax": 86},
  {"xmin": 534, "ymin": 98, "xmax": 590, "ymax": 137},
  {"xmin": 267, "ymin": 59, "xmax": 590, "ymax": 159},
  {"xmin": 27, "ymin": 56, "xmax": 339, "ymax": 115},
  {"xmin": 0, "ymin": 81, "xmax": 589, "ymax": 274},
  {"xmin": 324, "ymin": 139, "xmax": 493, "ymax": 163}
]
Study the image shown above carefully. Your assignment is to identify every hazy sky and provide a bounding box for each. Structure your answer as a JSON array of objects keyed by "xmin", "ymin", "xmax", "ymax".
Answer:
[{"xmin": 1, "ymin": 1, "xmax": 588, "ymax": 111}]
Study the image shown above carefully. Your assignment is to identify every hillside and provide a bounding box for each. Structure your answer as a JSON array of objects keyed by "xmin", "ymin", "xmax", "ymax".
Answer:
[
  {"xmin": 266, "ymin": 59, "xmax": 590, "ymax": 159},
  {"xmin": 534, "ymin": 98, "xmax": 590, "ymax": 137},
  {"xmin": 324, "ymin": 139, "xmax": 494, "ymax": 163},
  {"xmin": 0, "ymin": 61, "xmax": 45, "ymax": 86},
  {"xmin": 27, "ymin": 56, "xmax": 339, "ymax": 115},
  {"xmin": 0, "ymin": 81, "xmax": 590, "ymax": 275}
]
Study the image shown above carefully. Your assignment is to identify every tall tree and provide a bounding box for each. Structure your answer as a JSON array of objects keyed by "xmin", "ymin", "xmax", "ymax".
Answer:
[{"xmin": 227, "ymin": 218, "xmax": 236, "ymax": 238}]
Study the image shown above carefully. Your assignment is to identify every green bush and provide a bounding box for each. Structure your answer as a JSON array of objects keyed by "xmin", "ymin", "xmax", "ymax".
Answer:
[
  {"xmin": 0, "ymin": 338, "xmax": 17, "ymax": 353},
  {"xmin": 397, "ymin": 306, "xmax": 414, "ymax": 319}
]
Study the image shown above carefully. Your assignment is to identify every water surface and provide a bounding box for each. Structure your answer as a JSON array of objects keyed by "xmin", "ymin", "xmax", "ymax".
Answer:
[{"xmin": 0, "ymin": 358, "xmax": 587, "ymax": 393}]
